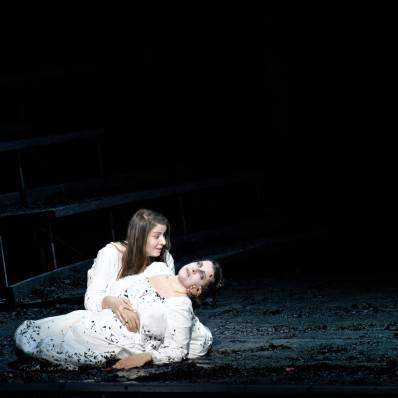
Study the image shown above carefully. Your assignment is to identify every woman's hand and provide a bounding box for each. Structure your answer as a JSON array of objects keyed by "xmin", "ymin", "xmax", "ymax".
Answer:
[
  {"xmin": 102, "ymin": 296, "xmax": 140, "ymax": 332},
  {"xmin": 124, "ymin": 307, "xmax": 140, "ymax": 333},
  {"xmin": 113, "ymin": 353, "xmax": 152, "ymax": 369}
]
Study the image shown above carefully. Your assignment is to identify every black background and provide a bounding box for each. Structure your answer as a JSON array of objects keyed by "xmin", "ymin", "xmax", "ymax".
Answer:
[{"xmin": 0, "ymin": 13, "xmax": 391, "ymax": 285}]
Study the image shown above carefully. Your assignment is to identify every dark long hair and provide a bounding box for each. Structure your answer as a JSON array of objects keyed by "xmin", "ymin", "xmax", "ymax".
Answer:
[{"xmin": 117, "ymin": 209, "xmax": 171, "ymax": 278}]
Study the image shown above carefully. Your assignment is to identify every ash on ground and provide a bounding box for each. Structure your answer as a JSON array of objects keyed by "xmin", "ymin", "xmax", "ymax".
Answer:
[{"xmin": 1, "ymin": 268, "xmax": 398, "ymax": 388}]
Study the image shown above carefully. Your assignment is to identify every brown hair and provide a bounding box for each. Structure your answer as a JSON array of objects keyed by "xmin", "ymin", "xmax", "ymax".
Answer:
[{"xmin": 117, "ymin": 209, "xmax": 171, "ymax": 278}]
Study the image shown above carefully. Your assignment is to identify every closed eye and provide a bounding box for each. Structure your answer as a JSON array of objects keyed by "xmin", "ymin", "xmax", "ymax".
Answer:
[{"xmin": 197, "ymin": 262, "xmax": 206, "ymax": 279}]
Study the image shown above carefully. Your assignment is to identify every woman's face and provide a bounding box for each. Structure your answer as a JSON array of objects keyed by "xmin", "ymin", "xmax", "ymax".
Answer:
[
  {"xmin": 145, "ymin": 223, "xmax": 167, "ymax": 257},
  {"xmin": 178, "ymin": 260, "xmax": 215, "ymax": 290}
]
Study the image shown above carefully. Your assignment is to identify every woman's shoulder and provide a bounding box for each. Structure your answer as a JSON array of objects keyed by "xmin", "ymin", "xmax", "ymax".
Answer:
[
  {"xmin": 98, "ymin": 242, "xmax": 120, "ymax": 251},
  {"xmin": 99, "ymin": 241, "xmax": 126, "ymax": 257},
  {"xmin": 144, "ymin": 262, "xmax": 173, "ymax": 277},
  {"xmin": 110, "ymin": 241, "xmax": 126, "ymax": 252},
  {"xmin": 95, "ymin": 242, "xmax": 123, "ymax": 264},
  {"xmin": 164, "ymin": 296, "xmax": 193, "ymax": 314},
  {"xmin": 93, "ymin": 242, "xmax": 118, "ymax": 258}
]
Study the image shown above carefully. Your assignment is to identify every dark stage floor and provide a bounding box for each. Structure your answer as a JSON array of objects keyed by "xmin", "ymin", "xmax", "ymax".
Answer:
[{"xmin": 1, "ymin": 252, "xmax": 398, "ymax": 396}]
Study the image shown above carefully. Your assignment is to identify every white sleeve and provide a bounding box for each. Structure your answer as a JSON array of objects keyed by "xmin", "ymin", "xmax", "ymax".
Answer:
[
  {"xmin": 147, "ymin": 298, "xmax": 193, "ymax": 365},
  {"xmin": 84, "ymin": 244, "xmax": 118, "ymax": 312},
  {"xmin": 187, "ymin": 315, "xmax": 213, "ymax": 358},
  {"xmin": 165, "ymin": 250, "xmax": 175, "ymax": 274}
]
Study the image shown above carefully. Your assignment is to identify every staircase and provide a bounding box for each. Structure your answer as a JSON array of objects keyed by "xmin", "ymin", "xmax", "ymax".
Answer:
[{"xmin": 0, "ymin": 65, "xmax": 325, "ymax": 306}]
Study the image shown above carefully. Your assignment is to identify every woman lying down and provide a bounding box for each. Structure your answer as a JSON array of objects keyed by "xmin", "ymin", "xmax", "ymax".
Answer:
[{"xmin": 14, "ymin": 259, "xmax": 223, "ymax": 370}]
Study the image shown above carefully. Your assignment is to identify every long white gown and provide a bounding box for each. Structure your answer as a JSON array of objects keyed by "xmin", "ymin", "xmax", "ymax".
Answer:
[
  {"xmin": 83, "ymin": 243, "xmax": 212, "ymax": 358},
  {"xmin": 14, "ymin": 262, "xmax": 212, "ymax": 370}
]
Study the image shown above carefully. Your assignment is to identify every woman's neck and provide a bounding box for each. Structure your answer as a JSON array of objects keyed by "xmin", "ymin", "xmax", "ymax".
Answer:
[
  {"xmin": 168, "ymin": 275, "xmax": 186, "ymax": 295},
  {"xmin": 149, "ymin": 274, "xmax": 187, "ymax": 298}
]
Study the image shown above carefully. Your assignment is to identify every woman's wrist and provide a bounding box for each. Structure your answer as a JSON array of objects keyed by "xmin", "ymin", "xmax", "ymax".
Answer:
[{"xmin": 102, "ymin": 296, "xmax": 113, "ymax": 310}]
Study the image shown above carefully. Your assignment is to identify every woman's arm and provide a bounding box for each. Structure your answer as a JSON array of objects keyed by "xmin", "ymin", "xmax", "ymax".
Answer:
[
  {"xmin": 84, "ymin": 244, "xmax": 139, "ymax": 331},
  {"xmin": 147, "ymin": 298, "xmax": 193, "ymax": 365},
  {"xmin": 101, "ymin": 296, "xmax": 140, "ymax": 332},
  {"xmin": 84, "ymin": 244, "xmax": 117, "ymax": 312},
  {"xmin": 187, "ymin": 316, "xmax": 213, "ymax": 358},
  {"xmin": 112, "ymin": 299, "xmax": 193, "ymax": 369},
  {"xmin": 113, "ymin": 352, "xmax": 152, "ymax": 369}
]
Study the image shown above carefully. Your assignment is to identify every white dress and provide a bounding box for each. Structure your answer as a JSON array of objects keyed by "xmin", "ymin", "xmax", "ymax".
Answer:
[
  {"xmin": 84, "ymin": 243, "xmax": 176, "ymax": 312},
  {"xmin": 83, "ymin": 243, "xmax": 212, "ymax": 358},
  {"xmin": 14, "ymin": 262, "xmax": 208, "ymax": 370}
]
